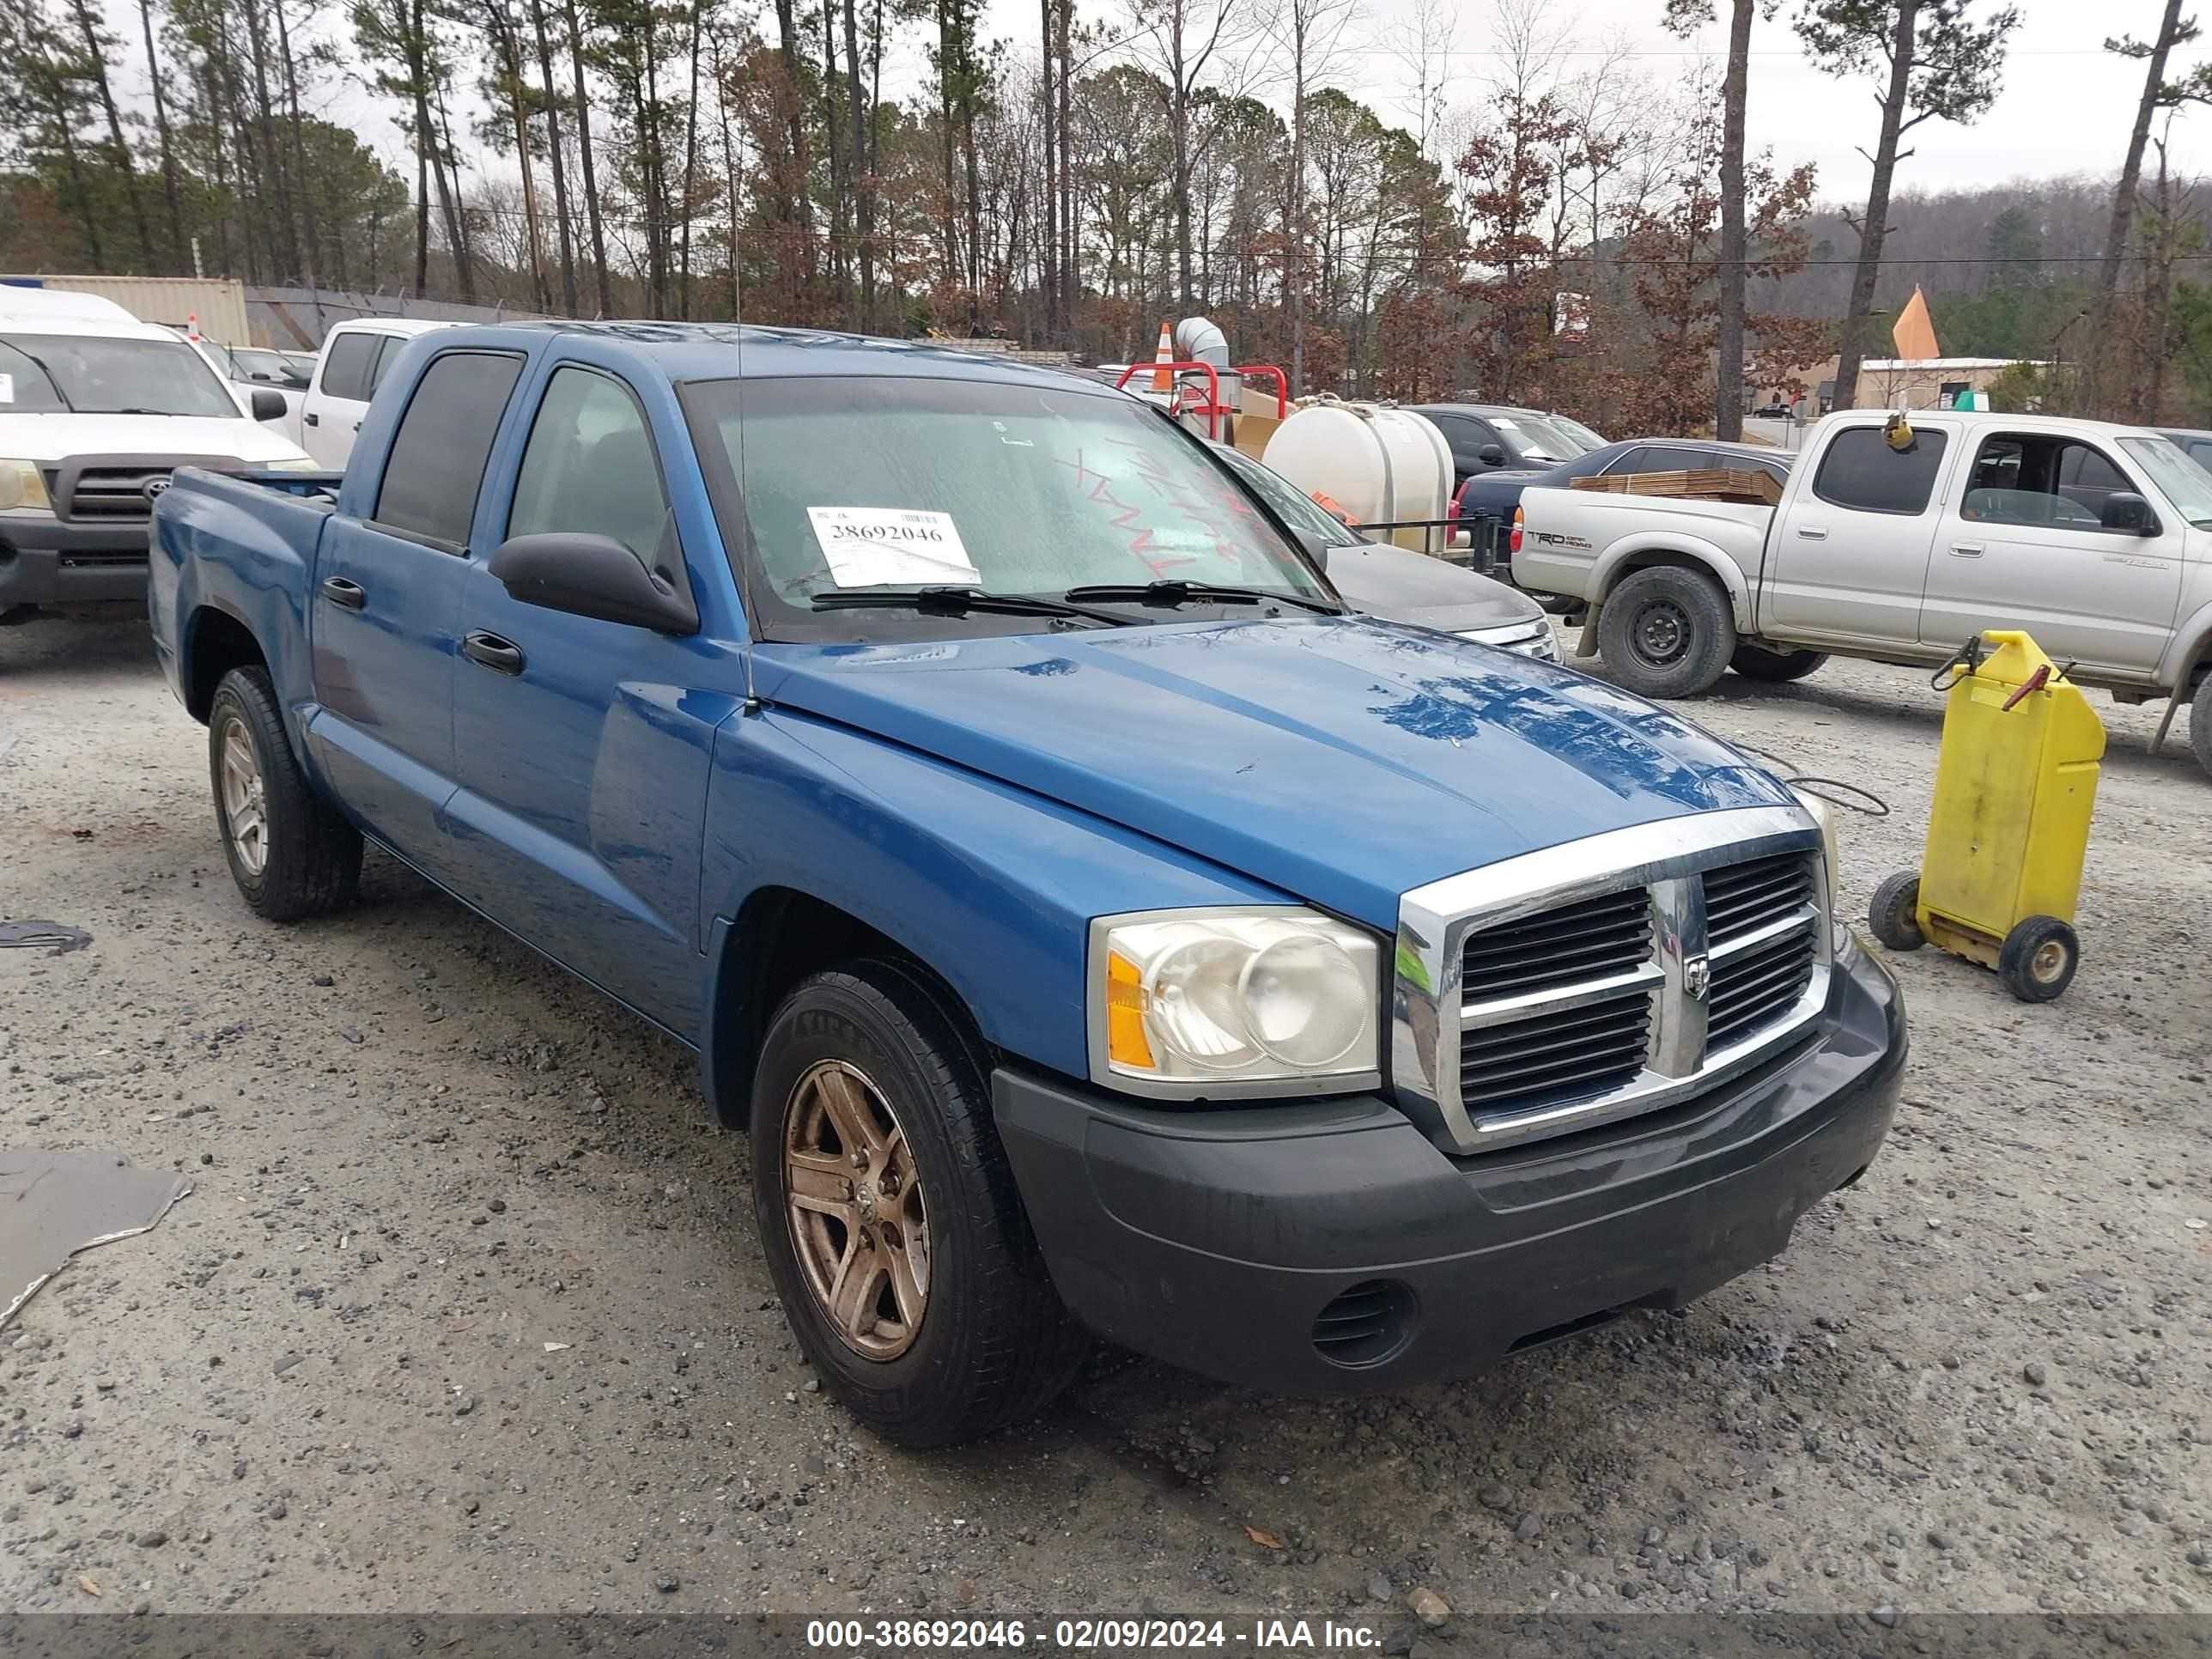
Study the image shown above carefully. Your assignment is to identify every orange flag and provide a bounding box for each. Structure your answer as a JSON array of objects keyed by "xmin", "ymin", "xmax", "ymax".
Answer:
[{"xmin": 1891, "ymin": 286, "xmax": 1940, "ymax": 362}]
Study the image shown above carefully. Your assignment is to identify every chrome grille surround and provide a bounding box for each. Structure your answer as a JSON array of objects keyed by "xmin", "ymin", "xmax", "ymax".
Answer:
[{"xmin": 1391, "ymin": 805, "xmax": 1831, "ymax": 1155}]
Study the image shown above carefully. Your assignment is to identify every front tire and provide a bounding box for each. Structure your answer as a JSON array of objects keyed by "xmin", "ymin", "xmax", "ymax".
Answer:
[
  {"xmin": 750, "ymin": 961, "xmax": 1086, "ymax": 1446},
  {"xmin": 208, "ymin": 666, "xmax": 361, "ymax": 921},
  {"xmin": 1596, "ymin": 567, "xmax": 1735, "ymax": 699},
  {"xmin": 1731, "ymin": 642, "xmax": 1829, "ymax": 683},
  {"xmin": 2191, "ymin": 685, "xmax": 2211, "ymax": 781}
]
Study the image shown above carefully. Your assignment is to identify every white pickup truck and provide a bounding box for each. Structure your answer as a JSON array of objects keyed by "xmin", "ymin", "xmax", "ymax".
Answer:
[{"xmin": 1514, "ymin": 410, "xmax": 2212, "ymax": 777}]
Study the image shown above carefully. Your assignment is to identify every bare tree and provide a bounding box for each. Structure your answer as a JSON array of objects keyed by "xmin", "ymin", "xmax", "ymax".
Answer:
[
  {"xmin": 1386, "ymin": 0, "xmax": 1453, "ymax": 160},
  {"xmin": 65, "ymin": 0, "xmax": 158, "ymax": 268},
  {"xmin": 1798, "ymin": 0, "xmax": 2021, "ymax": 411},
  {"xmin": 1662, "ymin": 0, "xmax": 1762, "ymax": 440},
  {"xmin": 1270, "ymin": 0, "xmax": 1359, "ymax": 386},
  {"xmin": 2100, "ymin": 3, "xmax": 2203, "ymax": 337},
  {"xmin": 1127, "ymin": 0, "xmax": 1261, "ymax": 307}
]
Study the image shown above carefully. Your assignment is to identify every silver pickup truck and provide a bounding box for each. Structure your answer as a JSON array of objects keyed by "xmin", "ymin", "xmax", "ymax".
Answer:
[{"xmin": 1514, "ymin": 410, "xmax": 2212, "ymax": 778}]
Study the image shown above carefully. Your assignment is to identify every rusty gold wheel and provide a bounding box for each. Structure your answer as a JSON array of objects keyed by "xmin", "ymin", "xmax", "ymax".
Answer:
[
  {"xmin": 219, "ymin": 719, "xmax": 269, "ymax": 876},
  {"xmin": 781, "ymin": 1059, "xmax": 931, "ymax": 1361}
]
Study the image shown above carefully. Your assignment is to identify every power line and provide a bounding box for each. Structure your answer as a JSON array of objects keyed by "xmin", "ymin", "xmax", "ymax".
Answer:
[{"xmin": 450, "ymin": 201, "xmax": 2212, "ymax": 268}]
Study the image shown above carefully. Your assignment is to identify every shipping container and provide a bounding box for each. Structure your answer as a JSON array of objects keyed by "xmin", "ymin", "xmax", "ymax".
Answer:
[{"xmin": 0, "ymin": 275, "xmax": 252, "ymax": 347}]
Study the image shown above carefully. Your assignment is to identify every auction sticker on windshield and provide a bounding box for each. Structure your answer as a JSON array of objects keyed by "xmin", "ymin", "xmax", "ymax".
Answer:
[{"xmin": 809, "ymin": 506, "xmax": 981, "ymax": 587}]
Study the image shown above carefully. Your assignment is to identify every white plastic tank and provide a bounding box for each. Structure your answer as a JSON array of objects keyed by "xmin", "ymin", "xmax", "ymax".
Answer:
[{"xmin": 1260, "ymin": 398, "xmax": 1454, "ymax": 553}]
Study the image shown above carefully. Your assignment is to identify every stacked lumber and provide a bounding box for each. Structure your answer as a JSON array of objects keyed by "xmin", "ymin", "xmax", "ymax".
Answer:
[{"xmin": 1570, "ymin": 467, "xmax": 1782, "ymax": 507}]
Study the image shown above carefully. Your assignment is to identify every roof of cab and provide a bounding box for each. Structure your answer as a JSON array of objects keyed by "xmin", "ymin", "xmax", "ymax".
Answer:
[
  {"xmin": 0, "ymin": 285, "xmax": 138, "ymax": 323},
  {"xmin": 436, "ymin": 319, "xmax": 1109, "ymax": 392}
]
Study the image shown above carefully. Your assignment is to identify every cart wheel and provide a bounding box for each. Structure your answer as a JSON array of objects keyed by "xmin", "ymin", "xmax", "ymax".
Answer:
[
  {"xmin": 1868, "ymin": 872, "xmax": 1924, "ymax": 951},
  {"xmin": 1997, "ymin": 916, "xmax": 2078, "ymax": 1003}
]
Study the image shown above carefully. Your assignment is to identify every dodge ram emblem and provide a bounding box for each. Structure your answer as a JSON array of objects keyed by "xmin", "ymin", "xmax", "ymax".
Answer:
[
  {"xmin": 142, "ymin": 477, "xmax": 169, "ymax": 502},
  {"xmin": 1683, "ymin": 953, "xmax": 1711, "ymax": 1003}
]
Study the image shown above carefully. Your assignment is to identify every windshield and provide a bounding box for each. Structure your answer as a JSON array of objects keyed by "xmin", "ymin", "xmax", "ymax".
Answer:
[
  {"xmin": 1211, "ymin": 444, "xmax": 1364, "ymax": 548},
  {"xmin": 1547, "ymin": 413, "xmax": 1605, "ymax": 451},
  {"xmin": 2117, "ymin": 436, "xmax": 2212, "ymax": 529},
  {"xmin": 686, "ymin": 375, "xmax": 1336, "ymax": 640},
  {"xmin": 1497, "ymin": 412, "xmax": 1589, "ymax": 461},
  {"xmin": 230, "ymin": 347, "xmax": 310, "ymax": 389},
  {"xmin": 0, "ymin": 333, "xmax": 241, "ymax": 416}
]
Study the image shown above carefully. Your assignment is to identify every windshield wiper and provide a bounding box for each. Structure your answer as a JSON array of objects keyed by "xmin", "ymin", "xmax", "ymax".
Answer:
[
  {"xmin": 811, "ymin": 586, "xmax": 1133, "ymax": 627},
  {"xmin": 99, "ymin": 407, "xmax": 188, "ymax": 416},
  {"xmin": 5, "ymin": 347, "xmax": 75, "ymax": 411},
  {"xmin": 1060, "ymin": 578, "xmax": 1341, "ymax": 615}
]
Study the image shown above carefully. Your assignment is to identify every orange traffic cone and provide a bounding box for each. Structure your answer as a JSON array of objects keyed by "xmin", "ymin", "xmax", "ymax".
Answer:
[{"xmin": 1150, "ymin": 319, "xmax": 1175, "ymax": 392}]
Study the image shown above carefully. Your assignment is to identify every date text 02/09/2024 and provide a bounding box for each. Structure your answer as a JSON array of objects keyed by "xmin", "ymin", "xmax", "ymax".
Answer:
[{"xmin": 802, "ymin": 1617, "xmax": 1388, "ymax": 1650}]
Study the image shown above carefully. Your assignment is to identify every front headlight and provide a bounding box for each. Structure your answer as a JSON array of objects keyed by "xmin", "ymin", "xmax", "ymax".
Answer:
[
  {"xmin": 1090, "ymin": 908, "xmax": 1381, "ymax": 1096},
  {"xmin": 264, "ymin": 455, "xmax": 322, "ymax": 472},
  {"xmin": 0, "ymin": 459, "xmax": 52, "ymax": 512}
]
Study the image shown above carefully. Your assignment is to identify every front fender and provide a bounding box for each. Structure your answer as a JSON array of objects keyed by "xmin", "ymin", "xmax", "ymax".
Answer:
[
  {"xmin": 697, "ymin": 704, "xmax": 1289, "ymax": 1100},
  {"xmin": 2155, "ymin": 595, "xmax": 2212, "ymax": 691},
  {"xmin": 1594, "ymin": 535, "xmax": 1755, "ymax": 632}
]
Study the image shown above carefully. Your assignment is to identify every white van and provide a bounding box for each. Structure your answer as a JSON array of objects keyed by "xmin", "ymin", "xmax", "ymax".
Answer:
[
  {"xmin": 298, "ymin": 318, "xmax": 455, "ymax": 469},
  {"xmin": 0, "ymin": 288, "xmax": 318, "ymax": 618}
]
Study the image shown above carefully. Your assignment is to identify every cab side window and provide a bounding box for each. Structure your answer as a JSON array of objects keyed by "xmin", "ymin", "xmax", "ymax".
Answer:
[
  {"xmin": 371, "ymin": 350, "xmax": 526, "ymax": 550},
  {"xmin": 1812, "ymin": 425, "xmax": 1951, "ymax": 515},
  {"xmin": 318, "ymin": 333, "xmax": 376, "ymax": 401},
  {"xmin": 508, "ymin": 366, "xmax": 677, "ymax": 574},
  {"xmin": 1960, "ymin": 434, "xmax": 2129, "ymax": 531}
]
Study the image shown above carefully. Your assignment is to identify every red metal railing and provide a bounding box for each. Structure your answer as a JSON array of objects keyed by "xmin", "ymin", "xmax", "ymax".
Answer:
[
  {"xmin": 1114, "ymin": 360, "xmax": 1227, "ymax": 439},
  {"xmin": 1232, "ymin": 364, "xmax": 1289, "ymax": 420}
]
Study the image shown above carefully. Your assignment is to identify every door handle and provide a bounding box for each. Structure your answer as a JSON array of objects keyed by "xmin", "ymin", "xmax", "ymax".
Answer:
[
  {"xmin": 303, "ymin": 411, "xmax": 319, "ymax": 427},
  {"xmin": 1950, "ymin": 544, "xmax": 1985, "ymax": 557},
  {"xmin": 462, "ymin": 630, "xmax": 526, "ymax": 676},
  {"xmin": 1796, "ymin": 526, "xmax": 1827, "ymax": 540},
  {"xmin": 319, "ymin": 576, "xmax": 366, "ymax": 611}
]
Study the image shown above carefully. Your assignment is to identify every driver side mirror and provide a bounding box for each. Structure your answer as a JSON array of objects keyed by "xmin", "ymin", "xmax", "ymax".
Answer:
[
  {"xmin": 2100, "ymin": 491, "xmax": 2157, "ymax": 535},
  {"xmin": 249, "ymin": 388, "xmax": 288, "ymax": 422},
  {"xmin": 1477, "ymin": 444, "xmax": 1506, "ymax": 467},
  {"xmin": 488, "ymin": 532, "xmax": 700, "ymax": 634}
]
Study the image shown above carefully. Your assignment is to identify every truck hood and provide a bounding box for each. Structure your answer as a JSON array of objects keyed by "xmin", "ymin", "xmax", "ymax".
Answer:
[
  {"xmin": 752, "ymin": 617, "xmax": 1793, "ymax": 932},
  {"xmin": 1327, "ymin": 542, "xmax": 1542, "ymax": 634},
  {"xmin": 0, "ymin": 411, "xmax": 308, "ymax": 465}
]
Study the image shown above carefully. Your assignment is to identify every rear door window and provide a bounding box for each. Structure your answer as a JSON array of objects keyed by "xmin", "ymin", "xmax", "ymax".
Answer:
[
  {"xmin": 363, "ymin": 336, "xmax": 403, "ymax": 397},
  {"xmin": 1811, "ymin": 425, "xmax": 1951, "ymax": 515},
  {"xmin": 370, "ymin": 350, "xmax": 526, "ymax": 551},
  {"xmin": 318, "ymin": 332, "xmax": 376, "ymax": 402}
]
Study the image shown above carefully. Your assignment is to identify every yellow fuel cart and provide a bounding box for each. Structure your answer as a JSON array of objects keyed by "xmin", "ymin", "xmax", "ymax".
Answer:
[{"xmin": 1869, "ymin": 630, "xmax": 2105, "ymax": 1002}]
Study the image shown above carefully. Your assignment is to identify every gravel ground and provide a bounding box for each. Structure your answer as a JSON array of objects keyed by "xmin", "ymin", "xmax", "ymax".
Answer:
[{"xmin": 2, "ymin": 613, "xmax": 2208, "ymax": 1633}]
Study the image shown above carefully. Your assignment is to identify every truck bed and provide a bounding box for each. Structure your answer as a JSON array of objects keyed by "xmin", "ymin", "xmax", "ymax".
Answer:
[
  {"xmin": 1514, "ymin": 485, "xmax": 1773, "ymax": 602},
  {"xmin": 149, "ymin": 466, "xmax": 342, "ymax": 714}
]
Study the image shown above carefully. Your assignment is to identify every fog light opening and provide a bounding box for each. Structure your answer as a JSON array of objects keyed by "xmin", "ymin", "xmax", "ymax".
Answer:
[{"xmin": 1311, "ymin": 1279, "xmax": 1417, "ymax": 1369}]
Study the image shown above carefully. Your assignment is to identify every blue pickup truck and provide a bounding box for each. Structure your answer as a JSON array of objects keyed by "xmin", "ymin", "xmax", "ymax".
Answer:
[{"xmin": 149, "ymin": 322, "xmax": 1905, "ymax": 1446}]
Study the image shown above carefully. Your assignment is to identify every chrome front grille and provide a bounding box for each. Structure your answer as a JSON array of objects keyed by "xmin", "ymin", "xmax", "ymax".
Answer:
[
  {"xmin": 1705, "ymin": 851, "xmax": 1816, "ymax": 945},
  {"xmin": 1708, "ymin": 920, "xmax": 1819, "ymax": 1047},
  {"xmin": 1459, "ymin": 981, "xmax": 1652, "ymax": 1113},
  {"xmin": 1460, "ymin": 886, "xmax": 1652, "ymax": 1003},
  {"xmin": 1393, "ymin": 807, "xmax": 1832, "ymax": 1155}
]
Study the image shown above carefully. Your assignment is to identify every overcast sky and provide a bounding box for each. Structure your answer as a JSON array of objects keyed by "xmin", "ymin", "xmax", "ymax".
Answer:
[{"xmin": 188, "ymin": 0, "xmax": 2204, "ymax": 214}]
